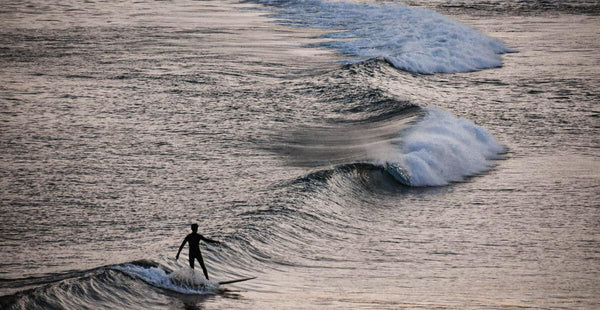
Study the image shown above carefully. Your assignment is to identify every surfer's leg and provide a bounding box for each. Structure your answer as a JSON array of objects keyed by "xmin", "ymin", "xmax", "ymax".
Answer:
[
  {"xmin": 196, "ymin": 253, "xmax": 209, "ymax": 280},
  {"xmin": 188, "ymin": 254, "xmax": 195, "ymax": 269}
]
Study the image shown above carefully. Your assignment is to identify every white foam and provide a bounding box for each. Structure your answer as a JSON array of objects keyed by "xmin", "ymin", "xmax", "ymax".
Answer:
[
  {"xmin": 266, "ymin": 0, "xmax": 512, "ymax": 74},
  {"xmin": 169, "ymin": 268, "xmax": 219, "ymax": 291},
  {"xmin": 376, "ymin": 107, "xmax": 505, "ymax": 186},
  {"xmin": 113, "ymin": 264, "xmax": 218, "ymax": 294}
]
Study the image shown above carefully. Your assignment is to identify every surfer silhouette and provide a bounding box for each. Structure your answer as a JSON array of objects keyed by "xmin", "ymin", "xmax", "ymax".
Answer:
[{"xmin": 176, "ymin": 223, "xmax": 221, "ymax": 280}]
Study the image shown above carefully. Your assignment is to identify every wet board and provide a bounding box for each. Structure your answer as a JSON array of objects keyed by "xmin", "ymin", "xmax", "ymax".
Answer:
[{"xmin": 218, "ymin": 277, "xmax": 256, "ymax": 285}]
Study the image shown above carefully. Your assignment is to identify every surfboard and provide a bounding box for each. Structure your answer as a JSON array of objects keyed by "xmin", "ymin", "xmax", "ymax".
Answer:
[{"xmin": 218, "ymin": 277, "xmax": 256, "ymax": 285}]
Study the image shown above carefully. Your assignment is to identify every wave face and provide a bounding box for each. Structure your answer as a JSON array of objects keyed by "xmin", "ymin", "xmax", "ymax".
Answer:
[{"xmin": 257, "ymin": 0, "xmax": 513, "ymax": 74}]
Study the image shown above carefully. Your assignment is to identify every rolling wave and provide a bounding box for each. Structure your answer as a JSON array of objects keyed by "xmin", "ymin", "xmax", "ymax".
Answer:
[
  {"xmin": 256, "ymin": 0, "xmax": 513, "ymax": 74},
  {"xmin": 278, "ymin": 105, "xmax": 505, "ymax": 187},
  {"xmin": 0, "ymin": 260, "xmax": 222, "ymax": 309}
]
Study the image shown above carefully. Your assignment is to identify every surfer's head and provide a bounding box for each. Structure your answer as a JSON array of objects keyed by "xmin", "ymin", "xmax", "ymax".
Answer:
[{"xmin": 191, "ymin": 223, "xmax": 198, "ymax": 232}]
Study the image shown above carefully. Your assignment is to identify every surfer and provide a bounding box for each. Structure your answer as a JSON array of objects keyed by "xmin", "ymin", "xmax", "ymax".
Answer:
[{"xmin": 176, "ymin": 223, "xmax": 221, "ymax": 280}]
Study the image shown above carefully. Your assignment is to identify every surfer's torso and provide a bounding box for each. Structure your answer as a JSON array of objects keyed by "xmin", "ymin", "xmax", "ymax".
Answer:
[{"xmin": 185, "ymin": 232, "xmax": 204, "ymax": 254}]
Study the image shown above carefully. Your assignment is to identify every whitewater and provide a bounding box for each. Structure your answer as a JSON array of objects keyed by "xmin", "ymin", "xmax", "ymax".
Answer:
[
  {"xmin": 261, "ymin": 0, "xmax": 514, "ymax": 74},
  {"xmin": 1, "ymin": 0, "xmax": 599, "ymax": 309}
]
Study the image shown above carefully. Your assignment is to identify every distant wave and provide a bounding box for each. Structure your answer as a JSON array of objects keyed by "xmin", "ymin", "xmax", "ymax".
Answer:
[{"xmin": 256, "ymin": 0, "xmax": 513, "ymax": 74}]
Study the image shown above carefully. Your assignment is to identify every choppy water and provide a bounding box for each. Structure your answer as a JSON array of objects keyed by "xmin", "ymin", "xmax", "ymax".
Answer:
[{"xmin": 1, "ymin": 0, "xmax": 599, "ymax": 309}]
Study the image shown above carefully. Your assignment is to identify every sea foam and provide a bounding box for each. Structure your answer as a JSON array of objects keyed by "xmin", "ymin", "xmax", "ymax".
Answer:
[
  {"xmin": 377, "ymin": 107, "xmax": 505, "ymax": 186},
  {"xmin": 263, "ymin": 0, "xmax": 512, "ymax": 74}
]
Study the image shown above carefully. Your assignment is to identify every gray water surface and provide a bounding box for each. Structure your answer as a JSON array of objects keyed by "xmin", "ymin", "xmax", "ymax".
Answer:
[{"xmin": 1, "ymin": 0, "xmax": 599, "ymax": 309}]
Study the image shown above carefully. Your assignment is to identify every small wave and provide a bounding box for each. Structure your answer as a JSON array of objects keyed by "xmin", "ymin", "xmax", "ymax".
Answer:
[{"xmin": 256, "ymin": 0, "xmax": 513, "ymax": 74}]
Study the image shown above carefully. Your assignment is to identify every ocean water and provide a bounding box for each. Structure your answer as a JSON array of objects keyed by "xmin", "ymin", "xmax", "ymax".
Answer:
[{"xmin": 0, "ymin": 0, "xmax": 599, "ymax": 309}]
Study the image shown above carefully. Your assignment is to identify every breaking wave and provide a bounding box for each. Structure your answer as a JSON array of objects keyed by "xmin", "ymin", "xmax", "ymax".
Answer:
[
  {"xmin": 256, "ymin": 0, "xmax": 514, "ymax": 74},
  {"xmin": 379, "ymin": 107, "xmax": 505, "ymax": 186}
]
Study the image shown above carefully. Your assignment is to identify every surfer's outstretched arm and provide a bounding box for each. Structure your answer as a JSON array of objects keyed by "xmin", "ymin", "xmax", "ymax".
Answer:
[
  {"xmin": 201, "ymin": 235, "xmax": 221, "ymax": 245},
  {"xmin": 175, "ymin": 237, "xmax": 187, "ymax": 260}
]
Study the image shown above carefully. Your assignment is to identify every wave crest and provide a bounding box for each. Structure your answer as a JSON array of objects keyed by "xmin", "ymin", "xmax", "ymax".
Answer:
[{"xmin": 379, "ymin": 107, "xmax": 505, "ymax": 186}]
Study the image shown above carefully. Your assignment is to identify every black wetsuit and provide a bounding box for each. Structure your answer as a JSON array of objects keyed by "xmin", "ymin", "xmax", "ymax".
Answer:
[{"xmin": 178, "ymin": 232, "xmax": 219, "ymax": 280}]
